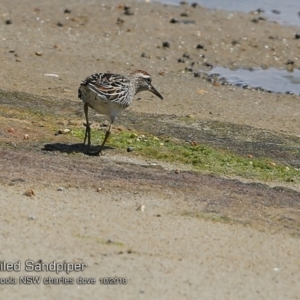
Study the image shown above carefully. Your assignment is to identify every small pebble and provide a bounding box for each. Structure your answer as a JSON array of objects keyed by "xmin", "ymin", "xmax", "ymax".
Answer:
[
  {"xmin": 101, "ymin": 121, "xmax": 109, "ymax": 127},
  {"xmin": 57, "ymin": 187, "xmax": 64, "ymax": 191},
  {"xmin": 64, "ymin": 9, "xmax": 71, "ymax": 14},
  {"xmin": 24, "ymin": 134, "xmax": 29, "ymax": 140},
  {"xmin": 44, "ymin": 73, "xmax": 59, "ymax": 77},
  {"xmin": 162, "ymin": 41, "xmax": 170, "ymax": 48},
  {"xmin": 35, "ymin": 51, "xmax": 43, "ymax": 56},
  {"xmin": 295, "ymin": 33, "xmax": 300, "ymax": 39},
  {"xmin": 136, "ymin": 204, "xmax": 145, "ymax": 212},
  {"xmin": 256, "ymin": 8, "xmax": 264, "ymax": 13},
  {"xmin": 57, "ymin": 128, "xmax": 71, "ymax": 134},
  {"xmin": 203, "ymin": 62, "xmax": 213, "ymax": 68},
  {"xmin": 170, "ymin": 18, "xmax": 179, "ymax": 23},
  {"xmin": 196, "ymin": 44, "xmax": 204, "ymax": 49},
  {"xmin": 56, "ymin": 22, "xmax": 63, "ymax": 27},
  {"xmin": 63, "ymin": 128, "xmax": 71, "ymax": 134},
  {"xmin": 116, "ymin": 18, "xmax": 124, "ymax": 25},
  {"xmin": 141, "ymin": 52, "xmax": 150, "ymax": 58},
  {"xmin": 5, "ymin": 19, "xmax": 12, "ymax": 25},
  {"xmin": 24, "ymin": 189, "xmax": 35, "ymax": 197},
  {"xmin": 261, "ymin": 64, "xmax": 268, "ymax": 69},
  {"xmin": 186, "ymin": 114, "xmax": 194, "ymax": 118},
  {"xmin": 124, "ymin": 6, "xmax": 134, "ymax": 15},
  {"xmin": 271, "ymin": 9, "xmax": 280, "ymax": 14},
  {"xmin": 96, "ymin": 187, "xmax": 103, "ymax": 192},
  {"xmin": 8, "ymin": 127, "xmax": 15, "ymax": 133},
  {"xmin": 127, "ymin": 147, "xmax": 134, "ymax": 152},
  {"xmin": 286, "ymin": 59, "xmax": 294, "ymax": 65}
]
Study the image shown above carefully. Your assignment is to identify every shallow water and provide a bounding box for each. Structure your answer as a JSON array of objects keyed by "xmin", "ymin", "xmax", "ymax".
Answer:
[
  {"xmin": 155, "ymin": 0, "xmax": 300, "ymax": 28},
  {"xmin": 207, "ymin": 67, "xmax": 300, "ymax": 95}
]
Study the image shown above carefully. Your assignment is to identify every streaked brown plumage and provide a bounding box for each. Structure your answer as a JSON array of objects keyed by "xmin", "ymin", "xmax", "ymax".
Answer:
[{"xmin": 78, "ymin": 70, "xmax": 163, "ymax": 155}]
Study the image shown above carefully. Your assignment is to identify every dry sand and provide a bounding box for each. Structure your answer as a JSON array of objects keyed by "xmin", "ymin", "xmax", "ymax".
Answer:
[{"xmin": 0, "ymin": 0, "xmax": 300, "ymax": 299}]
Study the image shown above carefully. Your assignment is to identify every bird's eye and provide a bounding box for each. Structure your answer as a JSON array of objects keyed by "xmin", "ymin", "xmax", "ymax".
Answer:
[{"xmin": 146, "ymin": 78, "xmax": 151, "ymax": 84}]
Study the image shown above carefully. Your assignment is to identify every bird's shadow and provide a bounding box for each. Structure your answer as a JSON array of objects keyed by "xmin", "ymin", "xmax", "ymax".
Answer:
[{"xmin": 42, "ymin": 143, "xmax": 113, "ymax": 155}]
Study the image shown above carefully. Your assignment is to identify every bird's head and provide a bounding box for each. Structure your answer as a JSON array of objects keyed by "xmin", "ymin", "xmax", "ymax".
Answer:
[{"xmin": 131, "ymin": 70, "xmax": 163, "ymax": 100}]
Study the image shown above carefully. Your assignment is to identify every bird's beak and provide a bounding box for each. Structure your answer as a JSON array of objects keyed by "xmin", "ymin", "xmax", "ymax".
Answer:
[{"xmin": 149, "ymin": 85, "xmax": 163, "ymax": 100}]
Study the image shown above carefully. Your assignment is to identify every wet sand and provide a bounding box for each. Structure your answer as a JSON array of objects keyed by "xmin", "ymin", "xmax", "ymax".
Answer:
[{"xmin": 0, "ymin": 0, "xmax": 300, "ymax": 299}]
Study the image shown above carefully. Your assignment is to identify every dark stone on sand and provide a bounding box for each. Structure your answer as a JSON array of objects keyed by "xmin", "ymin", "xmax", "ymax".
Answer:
[
  {"xmin": 117, "ymin": 18, "xmax": 124, "ymax": 25},
  {"xmin": 124, "ymin": 6, "xmax": 134, "ymax": 15},
  {"xmin": 141, "ymin": 52, "xmax": 150, "ymax": 58},
  {"xmin": 5, "ymin": 19, "xmax": 12, "ymax": 25},
  {"xmin": 286, "ymin": 60, "xmax": 294, "ymax": 65},
  {"xmin": 185, "ymin": 67, "xmax": 193, "ymax": 72},
  {"xmin": 170, "ymin": 18, "xmax": 179, "ymax": 23},
  {"xmin": 162, "ymin": 41, "xmax": 170, "ymax": 48},
  {"xmin": 256, "ymin": 8, "xmax": 264, "ymax": 13},
  {"xmin": 271, "ymin": 9, "xmax": 280, "ymax": 14},
  {"xmin": 203, "ymin": 62, "xmax": 213, "ymax": 69},
  {"xmin": 196, "ymin": 44, "xmax": 204, "ymax": 49},
  {"xmin": 251, "ymin": 17, "xmax": 265, "ymax": 23}
]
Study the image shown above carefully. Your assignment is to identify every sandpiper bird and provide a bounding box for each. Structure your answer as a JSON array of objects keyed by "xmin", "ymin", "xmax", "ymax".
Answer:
[{"xmin": 78, "ymin": 70, "xmax": 163, "ymax": 155}]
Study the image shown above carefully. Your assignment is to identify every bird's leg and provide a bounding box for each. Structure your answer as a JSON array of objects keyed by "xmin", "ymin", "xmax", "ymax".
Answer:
[
  {"xmin": 96, "ymin": 122, "xmax": 112, "ymax": 156},
  {"xmin": 82, "ymin": 103, "xmax": 91, "ymax": 153}
]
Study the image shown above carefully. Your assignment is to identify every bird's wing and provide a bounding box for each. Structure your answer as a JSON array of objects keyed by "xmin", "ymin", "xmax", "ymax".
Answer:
[{"xmin": 80, "ymin": 73, "xmax": 130, "ymax": 103}]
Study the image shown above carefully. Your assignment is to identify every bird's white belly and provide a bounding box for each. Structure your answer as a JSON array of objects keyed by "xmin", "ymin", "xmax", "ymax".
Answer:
[{"xmin": 81, "ymin": 87, "xmax": 124, "ymax": 119}]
